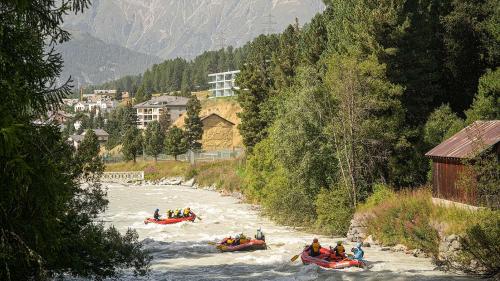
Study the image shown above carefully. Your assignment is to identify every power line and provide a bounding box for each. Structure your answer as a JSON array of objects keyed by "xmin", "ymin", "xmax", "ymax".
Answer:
[{"xmin": 261, "ymin": 13, "xmax": 277, "ymax": 35}]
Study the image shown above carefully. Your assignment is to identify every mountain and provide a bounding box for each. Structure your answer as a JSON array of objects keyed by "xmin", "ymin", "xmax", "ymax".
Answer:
[
  {"xmin": 63, "ymin": 0, "xmax": 325, "ymax": 59},
  {"xmin": 56, "ymin": 31, "xmax": 162, "ymax": 87}
]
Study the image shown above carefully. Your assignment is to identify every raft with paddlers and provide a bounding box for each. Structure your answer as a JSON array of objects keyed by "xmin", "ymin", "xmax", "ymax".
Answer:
[
  {"xmin": 300, "ymin": 247, "xmax": 365, "ymax": 269},
  {"xmin": 216, "ymin": 237, "xmax": 267, "ymax": 252},
  {"xmin": 144, "ymin": 213, "xmax": 196, "ymax": 225}
]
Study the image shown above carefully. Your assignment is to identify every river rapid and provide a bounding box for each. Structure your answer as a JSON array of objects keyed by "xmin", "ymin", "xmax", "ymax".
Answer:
[{"xmin": 96, "ymin": 183, "xmax": 475, "ymax": 281}]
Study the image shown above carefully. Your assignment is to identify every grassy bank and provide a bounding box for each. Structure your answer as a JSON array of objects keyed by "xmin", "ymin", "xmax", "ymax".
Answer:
[
  {"xmin": 105, "ymin": 160, "xmax": 190, "ymax": 180},
  {"xmin": 358, "ymin": 185, "xmax": 499, "ymax": 273},
  {"xmin": 105, "ymin": 159, "xmax": 244, "ymax": 190}
]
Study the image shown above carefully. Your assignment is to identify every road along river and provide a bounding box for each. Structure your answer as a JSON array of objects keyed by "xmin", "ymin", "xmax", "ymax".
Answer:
[{"xmin": 96, "ymin": 183, "xmax": 476, "ymax": 281}]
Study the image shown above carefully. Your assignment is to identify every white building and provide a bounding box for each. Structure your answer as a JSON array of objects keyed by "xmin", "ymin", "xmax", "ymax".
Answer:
[
  {"xmin": 134, "ymin": 95, "xmax": 189, "ymax": 129},
  {"xmin": 74, "ymin": 102, "xmax": 86, "ymax": 112},
  {"xmin": 208, "ymin": 70, "xmax": 240, "ymax": 98}
]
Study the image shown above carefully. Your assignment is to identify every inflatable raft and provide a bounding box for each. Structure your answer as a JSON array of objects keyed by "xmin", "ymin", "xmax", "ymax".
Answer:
[
  {"xmin": 216, "ymin": 238, "xmax": 267, "ymax": 252},
  {"xmin": 144, "ymin": 213, "xmax": 196, "ymax": 225},
  {"xmin": 301, "ymin": 247, "xmax": 365, "ymax": 269}
]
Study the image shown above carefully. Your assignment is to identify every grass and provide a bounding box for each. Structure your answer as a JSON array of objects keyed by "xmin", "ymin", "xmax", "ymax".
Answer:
[
  {"xmin": 105, "ymin": 160, "xmax": 190, "ymax": 180},
  {"xmin": 184, "ymin": 159, "xmax": 244, "ymax": 192},
  {"xmin": 358, "ymin": 186, "xmax": 499, "ymax": 259},
  {"xmin": 105, "ymin": 159, "xmax": 244, "ymax": 190}
]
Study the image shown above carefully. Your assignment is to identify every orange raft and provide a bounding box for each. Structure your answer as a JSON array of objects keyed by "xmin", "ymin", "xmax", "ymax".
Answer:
[
  {"xmin": 301, "ymin": 247, "xmax": 365, "ymax": 269},
  {"xmin": 144, "ymin": 213, "xmax": 196, "ymax": 225},
  {"xmin": 216, "ymin": 238, "xmax": 267, "ymax": 252}
]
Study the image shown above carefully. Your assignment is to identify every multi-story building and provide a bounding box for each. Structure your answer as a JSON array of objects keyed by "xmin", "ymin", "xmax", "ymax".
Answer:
[
  {"xmin": 208, "ymin": 70, "xmax": 240, "ymax": 98},
  {"xmin": 134, "ymin": 95, "xmax": 189, "ymax": 129}
]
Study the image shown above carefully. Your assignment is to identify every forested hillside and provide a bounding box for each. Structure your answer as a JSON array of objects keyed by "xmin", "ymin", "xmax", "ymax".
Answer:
[{"xmin": 90, "ymin": 46, "xmax": 250, "ymax": 102}]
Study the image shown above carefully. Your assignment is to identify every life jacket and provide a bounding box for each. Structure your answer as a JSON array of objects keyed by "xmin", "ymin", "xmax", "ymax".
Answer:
[
  {"xmin": 226, "ymin": 238, "xmax": 233, "ymax": 245},
  {"xmin": 239, "ymin": 238, "xmax": 248, "ymax": 244},
  {"xmin": 311, "ymin": 242, "xmax": 321, "ymax": 254},
  {"xmin": 183, "ymin": 209, "xmax": 190, "ymax": 217},
  {"xmin": 334, "ymin": 245, "xmax": 345, "ymax": 256}
]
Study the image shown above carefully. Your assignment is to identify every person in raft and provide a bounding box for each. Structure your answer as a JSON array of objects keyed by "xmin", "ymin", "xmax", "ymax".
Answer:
[
  {"xmin": 308, "ymin": 238, "xmax": 321, "ymax": 257},
  {"xmin": 174, "ymin": 209, "xmax": 182, "ymax": 218},
  {"xmin": 351, "ymin": 242, "xmax": 365, "ymax": 261},
  {"xmin": 153, "ymin": 209, "xmax": 161, "ymax": 220},
  {"xmin": 255, "ymin": 228, "xmax": 265, "ymax": 241},
  {"xmin": 330, "ymin": 241, "xmax": 346, "ymax": 259},
  {"xmin": 183, "ymin": 207, "xmax": 191, "ymax": 217},
  {"xmin": 166, "ymin": 209, "xmax": 173, "ymax": 218}
]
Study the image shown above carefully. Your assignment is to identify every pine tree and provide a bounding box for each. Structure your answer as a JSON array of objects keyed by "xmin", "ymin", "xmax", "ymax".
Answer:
[
  {"xmin": 77, "ymin": 129, "xmax": 104, "ymax": 180},
  {"xmin": 236, "ymin": 34, "xmax": 279, "ymax": 151},
  {"xmin": 144, "ymin": 121, "xmax": 164, "ymax": 161},
  {"xmin": 184, "ymin": 95, "xmax": 203, "ymax": 150},
  {"xmin": 122, "ymin": 127, "xmax": 143, "ymax": 163},
  {"xmin": 164, "ymin": 126, "xmax": 188, "ymax": 160},
  {"xmin": 158, "ymin": 108, "xmax": 171, "ymax": 133}
]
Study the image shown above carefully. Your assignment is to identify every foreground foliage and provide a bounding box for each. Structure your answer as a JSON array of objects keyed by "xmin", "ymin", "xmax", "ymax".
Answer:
[{"xmin": 0, "ymin": 1, "xmax": 150, "ymax": 279}]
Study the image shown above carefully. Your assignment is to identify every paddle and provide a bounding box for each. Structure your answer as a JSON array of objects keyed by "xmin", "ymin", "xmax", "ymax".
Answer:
[
  {"xmin": 196, "ymin": 216, "xmax": 202, "ymax": 221},
  {"xmin": 207, "ymin": 241, "xmax": 217, "ymax": 245},
  {"xmin": 290, "ymin": 254, "xmax": 300, "ymax": 262}
]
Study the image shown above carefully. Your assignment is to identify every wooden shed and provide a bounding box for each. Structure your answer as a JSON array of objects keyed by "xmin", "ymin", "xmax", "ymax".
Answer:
[
  {"xmin": 425, "ymin": 120, "xmax": 500, "ymax": 206},
  {"xmin": 200, "ymin": 113, "xmax": 236, "ymax": 151}
]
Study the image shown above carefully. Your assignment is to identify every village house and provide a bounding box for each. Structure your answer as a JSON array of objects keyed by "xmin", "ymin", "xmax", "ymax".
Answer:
[
  {"xmin": 68, "ymin": 128, "xmax": 109, "ymax": 149},
  {"xmin": 200, "ymin": 113, "xmax": 236, "ymax": 151},
  {"xmin": 49, "ymin": 110, "xmax": 74, "ymax": 124},
  {"xmin": 134, "ymin": 95, "xmax": 189, "ymax": 129},
  {"xmin": 425, "ymin": 120, "xmax": 499, "ymax": 207},
  {"xmin": 61, "ymin": 98, "xmax": 79, "ymax": 107}
]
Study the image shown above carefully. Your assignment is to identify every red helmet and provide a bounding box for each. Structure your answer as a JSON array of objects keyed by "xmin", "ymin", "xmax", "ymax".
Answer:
[{"xmin": 313, "ymin": 238, "xmax": 318, "ymax": 243}]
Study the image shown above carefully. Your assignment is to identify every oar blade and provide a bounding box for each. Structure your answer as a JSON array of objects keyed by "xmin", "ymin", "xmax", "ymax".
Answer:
[{"xmin": 290, "ymin": 254, "xmax": 300, "ymax": 262}]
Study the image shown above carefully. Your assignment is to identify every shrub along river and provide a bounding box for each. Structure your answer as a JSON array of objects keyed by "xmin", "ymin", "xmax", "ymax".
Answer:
[{"xmin": 84, "ymin": 184, "xmax": 477, "ymax": 280}]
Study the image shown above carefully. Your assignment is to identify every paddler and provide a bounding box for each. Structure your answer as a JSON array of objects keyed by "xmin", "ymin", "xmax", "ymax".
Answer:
[
  {"xmin": 183, "ymin": 207, "xmax": 191, "ymax": 217},
  {"xmin": 351, "ymin": 242, "xmax": 365, "ymax": 261},
  {"xmin": 331, "ymin": 241, "xmax": 346, "ymax": 259},
  {"xmin": 153, "ymin": 208, "xmax": 160, "ymax": 220},
  {"xmin": 255, "ymin": 228, "xmax": 265, "ymax": 241},
  {"xmin": 174, "ymin": 209, "xmax": 181, "ymax": 218},
  {"xmin": 308, "ymin": 238, "xmax": 321, "ymax": 257},
  {"xmin": 166, "ymin": 209, "xmax": 173, "ymax": 218}
]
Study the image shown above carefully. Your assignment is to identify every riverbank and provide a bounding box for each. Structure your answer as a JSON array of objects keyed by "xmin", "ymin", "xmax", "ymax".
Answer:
[
  {"xmin": 105, "ymin": 160, "xmax": 498, "ymax": 277},
  {"xmin": 96, "ymin": 182, "xmax": 476, "ymax": 281},
  {"xmin": 348, "ymin": 186, "xmax": 499, "ymax": 276}
]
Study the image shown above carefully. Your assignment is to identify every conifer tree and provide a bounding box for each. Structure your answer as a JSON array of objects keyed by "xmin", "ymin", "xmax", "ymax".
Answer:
[
  {"xmin": 144, "ymin": 121, "xmax": 164, "ymax": 161},
  {"xmin": 122, "ymin": 127, "xmax": 143, "ymax": 163},
  {"xmin": 184, "ymin": 95, "xmax": 203, "ymax": 150},
  {"xmin": 164, "ymin": 126, "xmax": 188, "ymax": 160}
]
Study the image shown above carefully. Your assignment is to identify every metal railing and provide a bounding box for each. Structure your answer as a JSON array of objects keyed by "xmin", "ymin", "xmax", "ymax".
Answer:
[{"xmin": 103, "ymin": 148, "xmax": 244, "ymax": 164}]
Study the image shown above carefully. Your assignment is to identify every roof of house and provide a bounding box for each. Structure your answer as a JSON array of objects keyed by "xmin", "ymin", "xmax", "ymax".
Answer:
[
  {"xmin": 81, "ymin": 128, "xmax": 109, "ymax": 137},
  {"xmin": 425, "ymin": 120, "xmax": 500, "ymax": 159},
  {"xmin": 133, "ymin": 95, "xmax": 189, "ymax": 108},
  {"xmin": 69, "ymin": 135, "xmax": 85, "ymax": 142},
  {"xmin": 200, "ymin": 113, "xmax": 235, "ymax": 125}
]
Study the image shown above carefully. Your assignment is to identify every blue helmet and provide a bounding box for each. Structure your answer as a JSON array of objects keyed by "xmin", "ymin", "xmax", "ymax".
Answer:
[{"xmin": 156, "ymin": 208, "xmax": 159, "ymax": 211}]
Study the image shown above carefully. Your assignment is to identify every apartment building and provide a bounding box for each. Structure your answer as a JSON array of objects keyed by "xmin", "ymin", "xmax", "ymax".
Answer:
[
  {"xmin": 208, "ymin": 70, "xmax": 240, "ymax": 98},
  {"xmin": 134, "ymin": 95, "xmax": 189, "ymax": 129}
]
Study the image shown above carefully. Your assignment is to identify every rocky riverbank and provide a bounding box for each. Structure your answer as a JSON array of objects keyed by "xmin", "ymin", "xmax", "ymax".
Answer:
[{"xmin": 346, "ymin": 213, "xmax": 487, "ymax": 274}]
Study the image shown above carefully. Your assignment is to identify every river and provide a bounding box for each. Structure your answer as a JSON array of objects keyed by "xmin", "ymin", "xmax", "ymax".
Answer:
[{"xmin": 97, "ymin": 183, "xmax": 475, "ymax": 281}]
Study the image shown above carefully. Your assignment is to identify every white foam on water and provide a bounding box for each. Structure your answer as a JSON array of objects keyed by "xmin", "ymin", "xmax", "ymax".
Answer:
[{"xmin": 64, "ymin": 184, "xmax": 475, "ymax": 281}]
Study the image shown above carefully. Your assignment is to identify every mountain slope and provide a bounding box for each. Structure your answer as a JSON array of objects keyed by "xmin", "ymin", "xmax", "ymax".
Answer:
[
  {"xmin": 63, "ymin": 0, "xmax": 325, "ymax": 59},
  {"xmin": 57, "ymin": 32, "xmax": 162, "ymax": 86}
]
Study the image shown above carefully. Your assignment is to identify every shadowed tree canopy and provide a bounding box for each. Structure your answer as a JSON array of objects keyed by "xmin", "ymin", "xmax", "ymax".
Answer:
[{"xmin": 0, "ymin": 1, "xmax": 150, "ymax": 279}]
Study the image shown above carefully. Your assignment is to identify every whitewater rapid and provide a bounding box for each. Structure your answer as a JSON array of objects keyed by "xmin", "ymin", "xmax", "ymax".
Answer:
[{"xmin": 98, "ymin": 184, "xmax": 475, "ymax": 281}]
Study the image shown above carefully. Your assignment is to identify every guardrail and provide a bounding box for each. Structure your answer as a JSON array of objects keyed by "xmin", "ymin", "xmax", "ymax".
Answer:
[{"xmin": 101, "ymin": 171, "xmax": 144, "ymax": 183}]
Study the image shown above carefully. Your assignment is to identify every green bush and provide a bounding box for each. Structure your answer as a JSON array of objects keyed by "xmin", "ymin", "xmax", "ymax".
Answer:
[
  {"xmin": 358, "ymin": 183, "xmax": 395, "ymax": 211},
  {"xmin": 460, "ymin": 212, "xmax": 500, "ymax": 275},
  {"xmin": 366, "ymin": 189, "xmax": 440, "ymax": 256},
  {"xmin": 315, "ymin": 186, "xmax": 354, "ymax": 235}
]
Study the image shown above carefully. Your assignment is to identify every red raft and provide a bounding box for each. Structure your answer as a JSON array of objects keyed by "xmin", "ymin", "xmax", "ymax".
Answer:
[
  {"xmin": 301, "ymin": 247, "xmax": 365, "ymax": 269},
  {"xmin": 216, "ymin": 238, "xmax": 267, "ymax": 252},
  {"xmin": 144, "ymin": 213, "xmax": 196, "ymax": 225}
]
